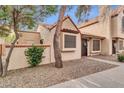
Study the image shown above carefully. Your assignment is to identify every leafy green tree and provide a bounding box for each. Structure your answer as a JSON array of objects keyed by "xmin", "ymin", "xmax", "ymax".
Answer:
[
  {"xmin": 2, "ymin": 32, "xmax": 15, "ymax": 43},
  {"xmin": 0, "ymin": 26, "xmax": 11, "ymax": 37},
  {"xmin": 0, "ymin": 5, "xmax": 57, "ymax": 76}
]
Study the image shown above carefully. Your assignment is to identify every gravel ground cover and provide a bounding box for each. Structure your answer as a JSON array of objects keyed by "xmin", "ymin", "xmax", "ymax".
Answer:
[{"xmin": 0, "ymin": 58, "xmax": 118, "ymax": 88}]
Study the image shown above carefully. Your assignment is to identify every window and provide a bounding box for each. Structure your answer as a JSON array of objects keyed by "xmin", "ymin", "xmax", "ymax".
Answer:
[
  {"xmin": 93, "ymin": 39, "xmax": 101, "ymax": 51},
  {"xmin": 119, "ymin": 40, "xmax": 123, "ymax": 50},
  {"xmin": 64, "ymin": 35, "xmax": 76, "ymax": 48},
  {"xmin": 40, "ymin": 39, "xmax": 44, "ymax": 44},
  {"xmin": 122, "ymin": 16, "xmax": 124, "ymax": 32}
]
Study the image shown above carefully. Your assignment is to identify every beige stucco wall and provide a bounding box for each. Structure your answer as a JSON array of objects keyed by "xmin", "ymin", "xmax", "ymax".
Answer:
[
  {"xmin": 80, "ymin": 16, "xmax": 112, "ymax": 55},
  {"xmin": 111, "ymin": 16, "xmax": 118, "ymax": 37},
  {"xmin": 79, "ymin": 7, "xmax": 124, "ymax": 55},
  {"xmin": 111, "ymin": 11, "xmax": 124, "ymax": 54},
  {"xmin": 62, "ymin": 18, "xmax": 77, "ymax": 31},
  {"xmin": 18, "ymin": 32, "xmax": 41, "ymax": 44},
  {"xmin": 5, "ymin": 46, "xmax": 51, "ymax": 70},
  {"xmin": 80, "ymin": 23, "xmax": 106, "ymax": 37},
  {"xmin": 110, "ymin": 11, "xmax": 124, "ymax": 38},
  {"xmin": 38, "ymin": 18, "xmax": 81, "ymax": 62},
  {"xmin": 80, "ymin": 12, "xmax": 124, "ymax": 56},
  {"xmin": 100, "ymin": 16, "xmax": 112, "ymax": 55},
  {"xmin": 37, "ymin": 26, "xmax": 52, "ymax": 45},
  {"xmin": 116, "ymin": 11, "xmax": 124, "ymax": 38}
]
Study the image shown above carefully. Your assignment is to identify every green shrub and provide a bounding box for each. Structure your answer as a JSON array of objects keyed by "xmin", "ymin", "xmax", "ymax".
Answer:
[
  {"xmin": 25, "ymin": 45, "xmax": 45, "ymax": 67},
  {"xmin": 117, "ymin": 54, "xmax": 124, "ymax": 62}
]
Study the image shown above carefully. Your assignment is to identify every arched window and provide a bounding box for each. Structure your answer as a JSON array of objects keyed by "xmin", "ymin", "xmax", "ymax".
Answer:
[{"xmin": 122, "ymin": 16, "xmax": 124, "ymax": 32}]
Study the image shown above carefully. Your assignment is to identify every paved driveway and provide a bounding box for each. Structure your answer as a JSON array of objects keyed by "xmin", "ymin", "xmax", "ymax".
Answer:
[{"xmin": 49, "ymin": 57, "xmax": 124, "ymax": 88}]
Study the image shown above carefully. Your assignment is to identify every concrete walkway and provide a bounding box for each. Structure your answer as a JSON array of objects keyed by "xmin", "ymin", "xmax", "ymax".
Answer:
[{"xmin": 49, "ymin": 57, "xmax": 124, "ymax": 88}]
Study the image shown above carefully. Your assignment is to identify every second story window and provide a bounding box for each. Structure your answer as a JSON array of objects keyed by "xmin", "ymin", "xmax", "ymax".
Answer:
[{"xmin": 122, "ymin": 16, "xmax": 124, "ymax": 32}]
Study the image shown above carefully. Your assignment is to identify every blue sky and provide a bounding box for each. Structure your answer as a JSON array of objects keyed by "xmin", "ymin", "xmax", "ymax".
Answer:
[{"xmin": 43, "ymin": 5, "xmax": 119, "ymax": 25}]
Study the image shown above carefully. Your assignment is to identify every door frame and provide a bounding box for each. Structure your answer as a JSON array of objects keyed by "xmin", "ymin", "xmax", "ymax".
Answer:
[
  {"xmin": 112, "ymin": 40, "xmax": 116, "ymax": 54},
  {"xmin": 81, "ymin": 38, "xmax": 88, "ymax": 56}
]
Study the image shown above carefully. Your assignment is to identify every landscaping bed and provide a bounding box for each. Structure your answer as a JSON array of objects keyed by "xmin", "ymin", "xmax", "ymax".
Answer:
[{"xmin": 0, "ymin": 58, "xmax": 117, "ymax": 88}]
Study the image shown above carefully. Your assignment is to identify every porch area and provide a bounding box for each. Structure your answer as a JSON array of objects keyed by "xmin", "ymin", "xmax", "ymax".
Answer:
[
  {"xmin": 112, "ymin": 37, "xmax": 124, "ymax": 54},
  {"xmin": 81, "ymin": 33, "xmax": 105, "ymax": 56}
]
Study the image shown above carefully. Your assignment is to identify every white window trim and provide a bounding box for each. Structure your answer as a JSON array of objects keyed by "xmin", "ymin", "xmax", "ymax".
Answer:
[
  {"xmin": 92, "ymin": 39, "xmax": 101, "ymax": 52},
  {"xmin": 62, "ymin": 32, "xmax": 77, "ymax": 51}
]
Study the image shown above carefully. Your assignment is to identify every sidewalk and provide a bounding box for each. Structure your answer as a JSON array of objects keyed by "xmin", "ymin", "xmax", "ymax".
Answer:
[{"xmin": 49, "ymin": 57, "xmax": 124, "ymax": 88}]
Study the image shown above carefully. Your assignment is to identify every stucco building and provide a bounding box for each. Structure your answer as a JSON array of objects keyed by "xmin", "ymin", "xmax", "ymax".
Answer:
[
  {"xmin": 1, "ymin": 6, "xmax": 124, "ymax": 70},
  {"xmin": 37, "ymin": 16, "xmax": 81, "ymax": 62},
  {"xmin": 79, "ymin": 6, "xmax": 124, "ymax": 56}
]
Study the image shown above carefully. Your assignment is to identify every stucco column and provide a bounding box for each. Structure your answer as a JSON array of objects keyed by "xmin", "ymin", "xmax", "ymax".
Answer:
[
  {"xmin": 99, "ymin": 12, "xmax": 112, "ymax": 55},
  {"xmin": 100, "ymin": 20, "xmax": 112, "ymax": 55},
  {"xmin": 99, "ymin": 6, "xmax": 112, "ymax": 55}
]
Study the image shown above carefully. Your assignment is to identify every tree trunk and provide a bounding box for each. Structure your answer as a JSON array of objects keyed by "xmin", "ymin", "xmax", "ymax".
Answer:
[
  {"xmin": 0, "ymin": 55, "xmax": 3, "ymax": 76},
  {"xmin": 2, "ymin": 33, "xmax": 19, "ymax": 77},
  {"xmin": 2, "ymin": 8, "xmax": 19, "ymax": 77},
  {"xmin": 53, "ymin": 6, "xmax": 66, "ymax": 68}
]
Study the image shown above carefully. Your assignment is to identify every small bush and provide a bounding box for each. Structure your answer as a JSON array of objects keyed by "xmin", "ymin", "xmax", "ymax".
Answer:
[
  {"xmin": 25, "ymin": 45, "xmax": 45, "ymax": 67},
  {"xmin": 117, "ymin": 54, "xmax": 124, "ymax": 62}
]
